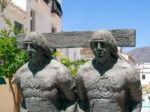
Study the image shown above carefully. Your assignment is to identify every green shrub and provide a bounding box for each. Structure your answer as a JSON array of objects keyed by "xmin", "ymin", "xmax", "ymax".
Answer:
[
  {"xmin": 0, "ymin": 17, "xmax": 28, "ymax": 78},
  {"xmin": 52, "ymin": 51, "xmax": 88, "ymax": 78}
]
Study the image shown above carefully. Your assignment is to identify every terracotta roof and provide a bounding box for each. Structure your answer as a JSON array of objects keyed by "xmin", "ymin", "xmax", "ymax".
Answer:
[{"xmin": 80, "ymin": 48, "xmax": 94, "ymax": 58}]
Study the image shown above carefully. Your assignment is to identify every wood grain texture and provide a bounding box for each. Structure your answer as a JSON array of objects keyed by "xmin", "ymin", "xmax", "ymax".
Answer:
[{"xmin": 17, "ymin": 29, "xmax": 136, "ymax": 49}]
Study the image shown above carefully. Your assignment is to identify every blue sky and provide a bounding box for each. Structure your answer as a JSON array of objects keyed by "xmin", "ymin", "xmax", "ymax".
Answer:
[{"xmin": 62, "ymin": 0, "xmax": 150, "ymax": 52}]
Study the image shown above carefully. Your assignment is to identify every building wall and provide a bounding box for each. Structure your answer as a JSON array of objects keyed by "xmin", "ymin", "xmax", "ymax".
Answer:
[
  {"xmin": 25, "ymin": 0, "xmax": 51, "ymax": 33},
  {"xmin": 0, "ymin": 81, "xmax": 14, "ymax": 112},
  {"xmin": 138, "ymin": 63, "xmax": 150, "ymax": 85},
  {"xmin": 0, "ymin": 2, "xmax": 26, "ymax": 30},
  {"xmin": 50, "ymin": 0, "xmax": 62, "ymax": 32},
  {"xmin": 60, "ymin": 48, "xmax": 81, "ymax": 60},
  {"xmin": 51, "ymin": 13, "xmax": 62, "ymax": 32},
  {"xmin": 0, "ymin": 0, "xmax": 51, "ymax": 33}
]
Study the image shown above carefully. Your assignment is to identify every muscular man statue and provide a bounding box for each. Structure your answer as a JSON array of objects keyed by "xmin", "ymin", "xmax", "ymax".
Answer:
[
  {"xmin": 76, "ymin": 30, "xmax": 142, "ymax": 112},
  {"xmin": 14, "ymin": 32, "xmax": 76, "ymax": 112}
]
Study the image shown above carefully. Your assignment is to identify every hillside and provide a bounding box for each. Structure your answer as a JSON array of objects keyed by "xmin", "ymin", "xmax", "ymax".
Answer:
[{"xmin": 127, "ymin": 46, "xmax": 150, "ymax": 63}]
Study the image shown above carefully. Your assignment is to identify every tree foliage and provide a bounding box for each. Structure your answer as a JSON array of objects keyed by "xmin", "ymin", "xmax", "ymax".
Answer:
[
  {"xmin": 53, "ymin": 51, "xmax": 88, "ymax": 77},
  {"xmin": 0, "ymin": 17, "xmax": 28, "ymax": 78}
]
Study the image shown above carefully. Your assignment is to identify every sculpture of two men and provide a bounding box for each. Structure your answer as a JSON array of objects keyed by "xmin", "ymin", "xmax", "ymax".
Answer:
[{"xmin": 14, "ymin": 30, "xmax": 142, "ymax": 112}]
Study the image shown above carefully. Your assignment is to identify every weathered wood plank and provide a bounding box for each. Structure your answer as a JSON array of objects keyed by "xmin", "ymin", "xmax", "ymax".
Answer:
[{"xmin": 17, "ymin": 29, "xmax": 135, "ymax": 49}]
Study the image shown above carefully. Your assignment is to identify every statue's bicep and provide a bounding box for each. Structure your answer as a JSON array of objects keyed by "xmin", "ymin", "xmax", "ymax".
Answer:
[
  {"xmin": 126, "ymin": 70, "xmax": 142, "ymax": 102},
  {"xmin": 57, "ymin": 69, "xmax": 75, "ymax": 101},
  {"xmin": 76, "ymin": 72, "xmax": 87, "ymax": 101}
]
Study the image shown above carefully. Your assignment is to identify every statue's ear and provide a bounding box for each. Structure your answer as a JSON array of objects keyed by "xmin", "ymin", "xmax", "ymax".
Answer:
[{"xmin": 110, "ymin": 45, "xmax": 118, "ymax": 58}]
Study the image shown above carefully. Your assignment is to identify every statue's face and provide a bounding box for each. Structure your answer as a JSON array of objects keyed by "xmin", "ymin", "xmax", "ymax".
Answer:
[
  {"xmin": 24, "ymin": 41, "xmax": 37, "ymax": 63},
  {"xmin": 91, "ymin": 39, "xmax": 110, "ymax": 62}
]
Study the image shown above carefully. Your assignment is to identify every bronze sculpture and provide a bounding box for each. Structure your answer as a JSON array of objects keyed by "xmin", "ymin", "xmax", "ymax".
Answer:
[
  {"xmin": 76, "ymin": 30, "xmax": 142, "ymax": 112},
  {"xmin": 14, "ymin": 32, "xmax": 76, "ymax": 112}
]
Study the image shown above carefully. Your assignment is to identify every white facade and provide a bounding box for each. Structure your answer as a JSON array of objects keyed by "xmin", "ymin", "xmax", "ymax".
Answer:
[
  {"xmin": 137, "ymin": 63, "xmax": 150, "ymax": 85},
  {"xmin": 60, "ymin": 48, "xmax": 82, "ymax": 60},
  {"xmin": 0, "ymin": 1, "xmax": 26, "ymax": 29},
  {"xmin": 0, "ymin": 0, "xmax": 51, "ymax": 33},
  {"xmin": 26, "ymin": 0, "xmax": 51, "ymax": 33}
]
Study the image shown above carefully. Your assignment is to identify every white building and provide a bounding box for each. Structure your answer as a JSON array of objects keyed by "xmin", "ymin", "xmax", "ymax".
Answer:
[
  {"xmin": 59, "ymin": 48, "xmax": 82, "ymax": 60},
  {"xmin": 0, "ymin": 0, "xmax": 52, "ymax": 33},
  {"xmin": 137, "ymin": 63, "xmax": 150, "ymax": 85}
]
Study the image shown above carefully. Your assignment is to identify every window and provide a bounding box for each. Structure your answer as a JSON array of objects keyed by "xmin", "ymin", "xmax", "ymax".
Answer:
[
  {"xmin": 51, "ymin": 0, "xmax": 63, "ymax": 17},
  {"xmin": 51, "ymin": 27, "xmax": 57, "ymax": 32},
  {"xmin": 30, "ymin": 10, "xmax": 35, "ymax": 31},
  {"xmin": 14, "ymin": 21, "xmax": 23, "ymax": 34},
  {"xmin": 142, "ymin": 74, "xmax": 145, "ymax": 80}
]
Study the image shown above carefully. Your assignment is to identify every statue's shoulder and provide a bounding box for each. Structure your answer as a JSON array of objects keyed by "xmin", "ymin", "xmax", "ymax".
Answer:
[
  {"xmin": 117, "ymin": 58, "xmax": 139, "ymax": 79},
  {"xmin": 79, "ymin": 60, "xmax": 92, "ymax": 70},
  {"xmin": 48, "ymin": 59, "xmax": 68, "ymax": 72},
  {"xmin": 77, "ymin": 60, "xmax": 93, "ymax": 77},
  {"xmin": 116, "ymin": 58, "xmax": 135, "ymax": 69},
  {"xmin": 14, "ymin": 62, "xmax": 28, "ymax": 80},
  {"xmin": 16, "ymin": 62, "xmax": 28, "ymax": 74},
  {"xmin": 49, "ymin": 59, "xmax": 73, "ymax": 82}
]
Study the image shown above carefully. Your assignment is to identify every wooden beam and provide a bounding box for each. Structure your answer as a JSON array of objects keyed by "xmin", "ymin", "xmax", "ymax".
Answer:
[{"xmin": 17, "ymin": 29, "xmax": 135, "ymax": 49}]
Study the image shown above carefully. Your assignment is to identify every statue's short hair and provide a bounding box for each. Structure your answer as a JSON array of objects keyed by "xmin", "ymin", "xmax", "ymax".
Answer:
[
  {"xmin": 91, "ymin": 30, "xmax": 118, "ymax": 59},
  {"xmin": 23, "ymin": 32, "xmax": 52, "ymax": 59}
]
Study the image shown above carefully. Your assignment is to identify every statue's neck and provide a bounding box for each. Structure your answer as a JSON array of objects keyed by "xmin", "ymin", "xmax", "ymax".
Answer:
[
  {"xmin": 28, "ymin": 58, "xmax": 51, "ymax": 75},
  {"xmin": 92, "ymin": 57, "xmax": 117, "ymax": 75}
]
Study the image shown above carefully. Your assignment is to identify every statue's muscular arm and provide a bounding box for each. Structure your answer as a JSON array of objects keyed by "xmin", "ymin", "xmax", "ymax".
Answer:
[
  {"xmin": 76, "ymin": 65, "xmax": 89, "ymax": 111},
  {"xmin": 76, "ymin": 67, "xmax": 87, "ymax": 101},
  {"xmin": 125, "ymin": 66, "xmax": 142, "ymax": 112},
  {"xmin": 56, "ymin": 64, "xmax": 76, "ymax": 102},
  {"xmin": 14, "ymin": 64, "xmax": 27, "ymax": 110}
]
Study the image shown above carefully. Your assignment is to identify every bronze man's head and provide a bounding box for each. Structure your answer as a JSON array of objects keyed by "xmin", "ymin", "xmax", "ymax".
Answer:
[
  {"xmin": 90, "ymin": 30, "xmax": 118, "ymax": 61},
  {"xmin": 23, "ymin": 32, "xmax": 52, "ymax": 62}
]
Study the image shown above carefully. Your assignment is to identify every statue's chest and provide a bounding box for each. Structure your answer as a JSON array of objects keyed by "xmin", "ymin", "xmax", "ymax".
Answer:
[
  {"xmin": 83, "ymin": 69, "xmax": 126, "ymax": 99},
  {"xmin": 20, "ymin": 69, "xmax": 58, "ymax": 98}
]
